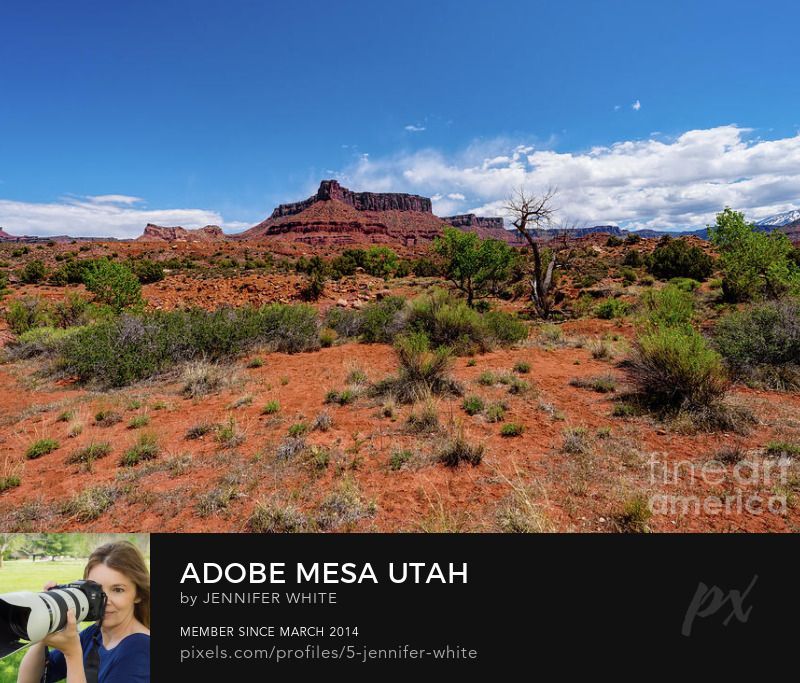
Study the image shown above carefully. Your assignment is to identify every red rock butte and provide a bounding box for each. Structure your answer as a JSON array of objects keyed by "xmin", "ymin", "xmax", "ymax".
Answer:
[{"xmin": 234, "ymin": 180, "xmax": 516, "ymax": 246}]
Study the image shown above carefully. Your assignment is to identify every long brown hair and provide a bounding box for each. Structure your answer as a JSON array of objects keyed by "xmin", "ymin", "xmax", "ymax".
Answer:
[{"xmin": 84, "ymin": 541, "xmax": 151, "ymax": 629}]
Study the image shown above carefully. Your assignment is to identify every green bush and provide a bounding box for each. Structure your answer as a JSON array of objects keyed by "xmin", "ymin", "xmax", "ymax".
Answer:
[
  {"xmin": 5, "ymin": 296, "xmax": 54, "ymax": 334},
  {"xmin": 595, "ymin": 298, "xmax": 629, "ymax": 319},
  {"xmin": 83, "ymin": 259, "xmax": 142, "ymax": 311},
  {"xmin": 437, "ymin": 432, "xmax": 484, "ymax": 467},
  {"xmin": 25, "ymin": 438, "xmax": 59, "ymax": 460},
  {"xmin": 629, "ymin": 325, "xmax": 728, "ymax": 410},
  {"xmin": 58, "ymin": 304, "xmax": 320, "ymax": 388},
  {"xmin": 371, "ymin": 332, "xmax": 462, "ymax": 403},
  {"xmin": 713, "ymin": 299, "xmax": 800, "ymax": 390},
  {"xmin": 120, "ymin": 433, "xmax": 160, "ymax": 466},
  {"xmin": 709, "ymin": 208, "xmax": 800, "ymax": 301},
  {"xmin": 10, "ymin": 326, "xmax": 81, "ymax": 359},
  {"xmin": 462, "ymin": 395, "xmax": 485, "ymax": 415},
  {"xmin": 131, "ymin": 259, "xmax": 165, "ymax": 284},
  {"xmin": 639, "ymin": 285, "xmax": 694, "ymax": 328},
  {"xmin": 646, "ymin": 238, "xmax": 713, "ymax": 281},
  {"xmin": 622, "ymin": 250, "xmax": 643, "ymax": 267},
  {"xmin": 363, "ymin": 246, "xmax": 399, "ymax": 278},
  {"xmin": 20, "ymin": 259, "xmax": 47, "ymax": 284},
  {"xmin": 357, "ymin": 296, "xmax": 406, "ymax": 343},
  {"xmin": 500, "ymin": 422, "xmax": 524, "ymax": 437}
]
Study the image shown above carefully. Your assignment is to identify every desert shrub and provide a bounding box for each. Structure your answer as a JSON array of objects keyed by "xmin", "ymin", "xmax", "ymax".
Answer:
[
  {"xmin": 181, "ymin": 360, "xmax": 226, "ymax": 397},
  {"xmin": 312, "ymin": 411, "xmax": 332, "ymax": 432},
  {"xmin": 485, "ymin": 402, "xmax": 507, "ymax": 422},
  {"xmin": 606, "ymin": 235, "xmax": 624, "ymax": 247},
  {"xmin": 300, "ymin": 270, "xmax": 325, "ymax": 301},
  {"xmin": 389, "ymin": 449, "xmax": 413, "ymax": 470},
  {"xmin": 120, "ymin": 433, "xmax": 159, "ymax": 466},
  {"xmin": 324, "ymin": 307, "xmax": 363, "ymax": 339},
  {"xmin": 500, "ymin": 422, "xmax": 524, "ymax": 437},
  {"xmin": 628, "ymin": 325, "xmax": 728, "ymax": 410},
  {"xmin": 83, "ymin": 259, "xmax": 142, "ymax": 311},
  {"xmin": 359, "ymin": 296, "xmax": 407, "ymax": 343},
  {"xmin": 128, "ymin": 414, "xmax": 150, "ymax": 429},
  {"xmin": 67, "ymin": 442, "xmax": 112, "ymax": 465},
  {"xmin": 482, "ymin": 310, "xmax": 528, "ymax": 346},
  {"xmin": 613, "ymin": 494, "xmax": 652, "ymax": 532},
  {"xmin": 406, "ymin": 289, "xmax": 484, "ymax": 351},
  {"xmin": 371, "ymin": 332, "xmax": 462, "ymax": 403},
  {"xmin": 61, "ymin": 485, "xmax": 117, "ymax": 521},
  {"xmin": 462, "ymin": 395, "xmax": 485, "ymax": 415},
  {"xmin": 215, "ymin": 416, "xmax": 245, "ymax": 448},
  {"xmin": 514, "ymin": 360, "xmax": 531, "ymax": 374},
  {"xmin": 639, "ymin": 285, "xmax": 694, "ymax": 328},
  {"xmin": 411, "ymin": 257, "xmax": 440, "ymax": 277},
  {"xmin": 49, "ymin": 258, "xmax": 96, "ymax": 286},
  {"xmin": 20, "ymin": 259, "xmax": 47, "ymax": 284},
  {"xmin": 314, "ymin": 478, "xmax": 375, "ymax": 530},
  {"xmin": 58, "ymin": 304, "xmax": 319, "ymax": 388},
  {"xmin": 620, "ymin": 267, "xmax": 637, "ymax": 284},
  {"xmin": 94, "ymin": 410, "xmax": 122, "ymax": 427},
  {"xmin": 25, "ymin": 438, "xmax": 59, "ymax": 460},
  {"xmin": 261, "ymin": 400, "xmax": 281, "ymax": 415},
  {"xmin": 622, "ymin": 250, "xmax": 643, "ymax": 267},
  {"xmin": 595, "ymin": 298, "xmax": 629, "ymax": 319},
  {"xmin": 8, "ymin": 326, "xmax": 80, "ymax": 359},
  {"xmin": 405, "ymin": 394, "xmax": 440, "ymax": 433},
  {"xmin": 185, "ymin": 422, "xmax": 218, "ymax": 439},
  {"xmin": 319, "ymin": 327, "xmax": 337, "ymax": 347},
  {"xmin": 569, "ymin": 374, "xmax": 617, "ymax": 393},
  {"xmin": 711, "ymin": 208, "xmax": 800, "ymax": 302},
  {"xmin": 362, "ymin": 246, "xmax": 399, "ymax": 278},
  {"xmin": 131, "ymin": 259, "xmax": 165, "ymax": 284},
  {"xmin": 765, "ymin": 442, "xmax": 800, "ymax": 458},
  {"xmin": 6, "ymin": 296, "xmax": 54, "ymax": 334},
  {"xmin": 437, "ymin": 430, "xmax": 484, "ymax": 467},
  {"xmin": 713, "ymin": 299, "xmax": 800, "ymax": 390},
  {"xmin": 646, "ymin": 238, "xmax": 713, "ymax": 281},
  {"xmin": 248, "ymin": 500, "xmax": 307, "ymax": 532},
  {"xmin": 669, "ymin": 277, "xmax": 700, "ymax": 292},
  {"xmin": 0, "ymin": 475, "xmax": 21, "ymax": 492}
]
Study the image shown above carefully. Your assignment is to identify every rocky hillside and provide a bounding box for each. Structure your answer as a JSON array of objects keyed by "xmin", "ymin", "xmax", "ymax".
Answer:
[{"xmin": 136, "ymin": 224, "xmax": 226, "ymax": 242}]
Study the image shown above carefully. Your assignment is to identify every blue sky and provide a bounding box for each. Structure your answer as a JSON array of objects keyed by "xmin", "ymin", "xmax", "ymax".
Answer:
[{"xmin": 1, "ymin": 0, "xmax": 799, "ymax": 236}]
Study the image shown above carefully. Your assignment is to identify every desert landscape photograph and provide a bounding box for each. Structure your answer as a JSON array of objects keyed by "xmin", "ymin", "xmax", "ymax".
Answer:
[{"xmin": 1, "ymin": 0, "xmax": 799, "ymax": 534}]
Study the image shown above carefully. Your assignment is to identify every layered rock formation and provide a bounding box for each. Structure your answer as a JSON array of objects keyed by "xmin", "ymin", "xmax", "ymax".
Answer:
[
  {"xmin": 238, "ymin": 180, "xmax": 510, "ymax": 246},
  {"xmin": 137, "ymin": 224, "xmax": 226, "ymax": 242},
  {"xmin": 269, "ymin": 179, "xmax": 432, "ymax": 218}
]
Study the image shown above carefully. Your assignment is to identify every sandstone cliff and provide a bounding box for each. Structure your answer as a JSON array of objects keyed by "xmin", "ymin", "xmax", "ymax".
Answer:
[{"xmin": 137, "ymin": 224, "xmax": 226, "ymax": 242}]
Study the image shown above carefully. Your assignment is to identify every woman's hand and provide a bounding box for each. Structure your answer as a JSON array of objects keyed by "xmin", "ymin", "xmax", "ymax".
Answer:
[{"xmin": 42, "ymin": 608, "xmax": 82, "ymax": 659}]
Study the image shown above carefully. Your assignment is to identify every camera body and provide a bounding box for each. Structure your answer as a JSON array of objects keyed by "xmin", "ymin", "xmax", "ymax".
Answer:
[{"xmin": 0, "ymin": 579, "xmax": 107, "ymax": 659}]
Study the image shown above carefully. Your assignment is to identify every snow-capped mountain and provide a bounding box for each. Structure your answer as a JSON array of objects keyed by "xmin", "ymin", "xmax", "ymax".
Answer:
[{"xmin": 755, "ymin": 209, "xmax": 800, "ymax": 227}]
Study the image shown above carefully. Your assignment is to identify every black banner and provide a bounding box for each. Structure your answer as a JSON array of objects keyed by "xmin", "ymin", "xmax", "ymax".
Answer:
[{"xmin": 151, "ymin": 534, "xmax": 797, "ymax": 676}]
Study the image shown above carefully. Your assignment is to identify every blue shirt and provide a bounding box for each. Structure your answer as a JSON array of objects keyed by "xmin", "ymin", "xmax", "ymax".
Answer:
[{"xmin": 45, "ymin": 623, "xmax": 150, "ymax": 683}]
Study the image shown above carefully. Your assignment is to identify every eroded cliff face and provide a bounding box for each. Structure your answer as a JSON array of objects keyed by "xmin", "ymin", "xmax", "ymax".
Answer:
[
  {"xmin": 441, "ymin": 214, "xmax": 505, "ymax": 231},
  {"xmin": 137, "ymin": 224, "xmax": 226, "ymax": 242},
  {"xmin": 269, "ymin": 180, "xmax": 433, "ymax": 218}
]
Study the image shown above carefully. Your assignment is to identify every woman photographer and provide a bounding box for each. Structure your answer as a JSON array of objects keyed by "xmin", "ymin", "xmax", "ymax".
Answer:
[{"xmin": 17, "ymin": 541, "xmax": 150, "ymax": 683}]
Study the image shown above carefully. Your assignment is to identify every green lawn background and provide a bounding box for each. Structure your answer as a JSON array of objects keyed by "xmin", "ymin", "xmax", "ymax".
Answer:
[{"xmin": 1, "ymin": 559, "xmax": 99, "ymax": 683}]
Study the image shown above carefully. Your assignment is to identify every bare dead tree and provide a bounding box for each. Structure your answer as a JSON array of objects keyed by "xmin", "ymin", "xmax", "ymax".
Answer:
[{"xmin": 504, "ymin": 187, "xmax": 560, "ymax": 318}]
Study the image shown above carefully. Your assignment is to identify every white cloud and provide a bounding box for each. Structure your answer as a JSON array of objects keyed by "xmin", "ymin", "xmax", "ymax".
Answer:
[
  {"xmin": 339, "ymin": 125, "xmax": 800, "ymax": 230},
  {"xmin": 632, "ymin": 99, "xmax": 641, "ymax": 111},
  {"xmin": 447, "ymin": 193, "xmax": 466, "ymax": 201},
  {"xmin": 0, "ymin": 195, "xmax": 247, "ymax": 238},
  {"xmin": 404, "ymin": 124, "xmax": 426, "ymax": 132},
  {"xmin": 614, "ymin": 105, "xmax": 621, "ymax": 111},
  {"xmin": 84, "ymin": 194, "xmax": 143, "ymax": 205}
]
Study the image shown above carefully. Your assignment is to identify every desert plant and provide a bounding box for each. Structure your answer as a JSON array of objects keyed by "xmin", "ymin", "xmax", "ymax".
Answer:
[
  {"xmin": 595, "ymin": 298, "xmax": 629, "ymax": 320},
  {"xmin": 131, "ymin": 259, "xmax": 165, "ymax": 284},
  {"xmin": 94, "ymin": 410, "xmax": 122, "ymax": 427},
  {"xmin": 485, "ymin": 402, "xmax": 507, "ymax": 423},
  {"xmin": 438, "ymin": 428, "xmax": 485, "ymax": 467},
  {"xmin": 181, "ymin": 360, "xmax": 226, "ymax": 398},
  {"xmin": 713, "ymin": 299, "xmax": 800, "ymax": 390},
  {"xmin": 248, "ymin": 500, "xmax": 308, "ymax": 532},
  {"xmin": 61, "ymin": 485, "xmax": 117, "ymax": 521},
  {"xmin": 67, "ymin": 442, "xmax": 112, "ymax": 465},
  {"xmin": 639, "ymin": 285, "xmax": 694, "ymax": 329},
  {"xmin": 646, "ymin": 238, "xmax": 713, "ymax": 281},
  {"xmin": 569, "ymin": 374, "xmax": 617, "ymax": 393},
  {"xmin": 185, "ymin": 422, "xmax": 218, "ymax": 439},
  {"xmin": 462, "ymin": 395, "xmax": 485, "ymax": 416},
  {"xmin": 25, "ymin": 438, "xmax": 60, "ymax": 460},
  {"xmin": 120, "ymin": 433, "xmax": 159, "ymax": 466},
  {"xmin": 765, "ymin": 441, "xmax": 800, "ymax": 458},
  {"xmin": 613, "ymin": 494, "xmax": 652, "ymax": 532},
  {"xmin": 127, "ymin": 414, "xmax": 150, "ymax": 429},
  {"xmin": 20, "ymin": 259, "xmax": 47, "ymax": 284},
  {"xmin": 315, "ymin": 478, "xmax": 376, "ymax": 530},
  {"xmin": 405, "ymin": 394, "xmax": 440, "ymax": 433},
  {"xmin": 260, "ymin": 400, "xmax": 281, "ymax": 415},
  {"xmin": 371, "ymin": 332, "xmax": 462, "ymax": 403},
  {"xmin": 514, "ymin": 360, "xmax": 531, "ymax": 374},
  {"xmin": 561, "ymin": 427, "xmax": 591, "ymax": 454},
  {"xmin": 312, "ymin": 411, "xmax": 332, "ymax": 432},
  {"xmin": 389, "ymin": 449, "xmax": 413, "ymax": 471},
  {"xmin": 500, "ymin": 422, "xmax": 524, "ymax": 437},
  {"xmin": 83, "ymin": 259, "xmax": 142, "ymax": 311},
  {"xmin": 628, "ymin": 325, "xmax": 728, "ymax": 411}
]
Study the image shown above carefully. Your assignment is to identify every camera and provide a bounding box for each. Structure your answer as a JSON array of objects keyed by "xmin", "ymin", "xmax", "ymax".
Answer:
[{"xmin": 0, "ymin": 580, "xmax": 107, "ymax": 659}]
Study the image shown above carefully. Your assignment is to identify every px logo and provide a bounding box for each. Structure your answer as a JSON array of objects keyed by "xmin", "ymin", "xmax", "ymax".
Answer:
[{"xmin": 682, "ymin": 575, "xmax": 758, "ymax": 637}]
